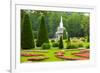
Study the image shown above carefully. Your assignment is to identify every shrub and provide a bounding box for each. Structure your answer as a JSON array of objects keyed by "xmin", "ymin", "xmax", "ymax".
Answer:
[
  {"xmin": 64, "ymin": 39, "xmax": 68, "ymax": 43},
  {"xmin": 80, "ymin": 37, "xmax": 86, "ymax": 42},
  {"xmin": 59, "ymin": 36, "xmax": 64, "ymax": 49},
  {"xmin": 70, "ymin": 38, "xmax": 84, "ymax": 48},
  {"xmin": 21, "ymin": 13, "xmax": 35, "ymax": 49},
  {"xmin": 67, "ymin": 42, "xmax": 78, "ymax": 49},
  {"xmin": 63, "ymin": 29, "xmax": 68, "ymax": 39},
  {"xmin": 71, "ymin": 38, "xmax": 79, "ymax": 42},
  {"xmin": 36, "ymin": 15, "xmax": 49, "ymax": 47},
  {"xmin": 78, "ymin": 41, "xmax": 84, "ymax": 47},
  {"xmin": 85, "ymin": 43, "xmax": 90, "ymax": 49},
  {"xmin": 51, "ymin": 39, "xmax": 55, "ymax": 43},
  {"xmin": 42, "ymin": 43, "xmax": 51, "ymax": 49},
  {"xmin": 52, "ymin": 42, "xmax": 58, "ymax": 47},
  {"xmin": 78, "ymin": 42, "xmax": 84, "ymax": 47}
]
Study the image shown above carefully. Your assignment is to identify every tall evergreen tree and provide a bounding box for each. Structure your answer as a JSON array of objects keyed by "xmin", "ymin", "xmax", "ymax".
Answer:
[
  {"xmin": 21, "ymin": 13, "xmax": 35, "ymax": 49},
  {"xmin": 36, "ymin": 15, "xmax": 49, "ymax": 47},
  {"xmin": 59, "ymin": 36, "xmax": 64, "ymax": 49}
]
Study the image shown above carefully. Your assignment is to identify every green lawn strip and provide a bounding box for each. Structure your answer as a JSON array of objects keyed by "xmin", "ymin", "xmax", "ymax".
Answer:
[{"xmin": 64, "ymin": 49, "xmax": 82, "ymax": 58}]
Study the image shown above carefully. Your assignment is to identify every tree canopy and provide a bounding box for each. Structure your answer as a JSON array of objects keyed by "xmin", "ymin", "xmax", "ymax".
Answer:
[{"xmin": 21, "ymin": 10, "xmax": 90, "ymax": 39}]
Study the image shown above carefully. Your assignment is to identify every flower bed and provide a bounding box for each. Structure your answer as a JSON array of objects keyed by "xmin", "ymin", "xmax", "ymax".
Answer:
[
  {"xmin": 28, "ymin": 56, "xmax": 49, "ymax": 61},
  {"xmin": 55, "ymin": 50, "xmax": 89, "ymax": 60},
  {"xmin": 80, "ymin": 49, "xmax": 89, "ymax": 53},
  {"xmin": 55, "ymin": 51, "xmax": 65, "ymax": 56},
  {"xmin": 21, "ymin": 53, "xmax": 44, "ymax": 57},
  {"xmin": 55, "ymin": 55, "xmax": 87, "ymax": 60},
  {"xmin": 72, "ymin": 49, "xmax": 89, "ymax": 58},
  {"xmin": 73, "ymin": 53, "xmax": 89, "ymax": 58},
  {"xmin": 22, "ymin": 50, "xmax": 48, "ymax": 53}
]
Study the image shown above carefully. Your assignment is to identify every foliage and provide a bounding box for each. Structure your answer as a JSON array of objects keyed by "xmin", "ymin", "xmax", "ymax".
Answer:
[
  {"xmin": 81, "ymin": 15, "xmax": 89, "ymax": 36},
  {"xmin": 51, "ymin": 39, "xmax": 55, "ymax": 43},
  {"xmin": 42, "ymin": 43, "xmax": 51, "ymax": 49},
  {"xmin": 36, "ymin": 15, "xmax": 49, "ymax": 47},
  {"xmin": 21, "ymin": 13, "xmax": 35, "ymax": 49},
  {"xmin": 21, "ymin": 10, "xmax": 90, "ymax": 50},
  {"xmin": 67, "ymin": 38, "xmax": 84, "ymax": 49},
  {"xmin": 21, "ymin": 10, "xmax": 89, "ymax": 38},
  {"xmin": 59, "ymin": 36, "xmax": 64, "ymax": 49},
  {"xmin": 64, "ymin": 39, "xmax": 68, "ymax": 43},
  {"xmin": 67, "ymin": 42, "xmax": 79, "ymax": 49},
  {"xmin": 86, "ymin": 36, "xmax": 90, "ymax": 42},
  {"xmin": 80, "ymin": 37, "xmax": 86, "ymax": 42},
  {"xmin": 63, "ymin": 29, "xmax": 68, "ymax": 39},
  {"xmin": 84, "ymin": 43, "xmax": 90, "ymax": 49},
  {"xmin": 52, "ymin": 42, "xmax": 58, "ymax": 47},
  {"xmin": 67, "ymin": 13, "xmax": 85, "ymax": 37},
  {"xmin": 21, "ymin": 10, "xmax": 26, "ymax": 31},
  {"xmin": 33, "ymin": 31, "xmax": 38, "ymax": 39},
  {"xmin": 78, "ymin": 42, "xmax": 84, "ymax": 47}
]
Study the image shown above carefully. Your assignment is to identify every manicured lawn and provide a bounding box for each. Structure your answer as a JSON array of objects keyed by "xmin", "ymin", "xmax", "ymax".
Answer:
[{"xmin": 21, "ymin": 48, "xmax": 89, "ymax": 63}]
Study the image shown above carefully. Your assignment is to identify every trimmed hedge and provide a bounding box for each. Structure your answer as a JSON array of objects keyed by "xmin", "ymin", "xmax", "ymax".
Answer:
[
  {"xmin": 36, "ymin": 15, "xmax": 49, "ymax": 47},
  {"xmin": 21, "ymin": 13, "xmax": 35, "ymax": 49},
  {"xmin": 58, "ymin": 36, "xmax": 64, "ymax": 49}
]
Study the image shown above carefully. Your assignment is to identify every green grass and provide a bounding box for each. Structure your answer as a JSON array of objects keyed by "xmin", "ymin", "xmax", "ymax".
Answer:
[
  {"xmin": 21, "ymin": 39, "xmax": 90, "ymax": 63},
  {"xmin": 21, "ymin": 48, "xmax": 84, "ymax": 63}
]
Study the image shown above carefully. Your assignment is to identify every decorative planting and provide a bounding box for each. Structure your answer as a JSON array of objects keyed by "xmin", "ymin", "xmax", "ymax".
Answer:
[
  {"xmin": 28, "ymin": 56, "xmax": 49, "ymax": 61},
  {"xmin": 21, "ymin": 53, "xmax": 44, "ymax": 57}
]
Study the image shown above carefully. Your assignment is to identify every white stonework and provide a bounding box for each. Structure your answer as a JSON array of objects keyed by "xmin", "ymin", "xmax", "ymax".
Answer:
[{"xmin": 56, "ymin": 16, "xmax": 65, "ymax": 39}]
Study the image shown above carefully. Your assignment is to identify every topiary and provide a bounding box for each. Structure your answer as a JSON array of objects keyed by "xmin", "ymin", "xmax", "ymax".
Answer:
[
  {"xmin": 21, "ymin": 13, "xmax": 35, "ymax": 49},
  {"xmin": 42, "ymin": 43, "xmax": 51, "ymax": 49},
  {"xmin": 36, "ymin": 15, "xmax": 49, "ymax": 47},
  {"xmin": 58, "ymin": 36, "xmax": 64, "ymax": 49},
  {"xmin": 63, "ymin": 29, "xmax": 67, "ymax": 39}
]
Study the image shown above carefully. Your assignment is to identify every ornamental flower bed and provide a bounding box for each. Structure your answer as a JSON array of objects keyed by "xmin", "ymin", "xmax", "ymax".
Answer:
[
  {"xmin": 80, "ymin": 49, "xmax": 89, "ymax": 53},
  {"xmin": 56, "ymin": 55, "xmax": 87, "ymax": 60},
  {"xmin": 28, "ymin": 56, "xmax": 49, "ymax": 61},
  {"xmin": 55, "ymin": 50, "xmax": 89, "ymax": 60},
  {"xmin": 72, "ymin": 50, "xmax": 89, "ymax": 58},
  {"xmin": 21, "ymin": 53, "xmax": 44, "ymax": 57},
  {"xmin": 55, "ymin": 51, "xmax": 65, "ymax": 56},
  {"xmin": 73, "ymin": 50, "xmax": 89, "ymax": 59},
  {"xmin": 73, "ymin": 53, "xmax": 89, "ymax": 58},
  {"xmin": 22, "ymin": 50, "xmax": 48, "ymax": 53}
]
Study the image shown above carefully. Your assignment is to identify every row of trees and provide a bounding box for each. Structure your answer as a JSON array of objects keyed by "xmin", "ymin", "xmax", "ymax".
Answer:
[
  {"xmin": 21, "ymin": 10, "xmax": 89, "ymax": 49},
  {"xmin": 26, "ymin": 10, "xmax": 89, "ymax": 39},
  {"xmin": 21, "ymin": 12, "xmax": 50, "ymax": 49}
]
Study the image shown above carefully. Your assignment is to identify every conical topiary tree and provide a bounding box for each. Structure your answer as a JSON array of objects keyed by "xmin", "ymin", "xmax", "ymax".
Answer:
[
  {"xmin": 59, "ymin": 36, "xmax": 64, "ymax": 49},
  {"xmin": 21, "ymin": 13, "xmax": 35, "ymax": 49},
  {"xmin": 36, "ymin": 15, "xmax": 49, "ymax": 47},
  {"xmin": 63, "ymin": 29, "xmax": 67, "ymax": 39},
  {"xmin": 66, "ymin": 34, "xmax": 71, "ymax": 49}
]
